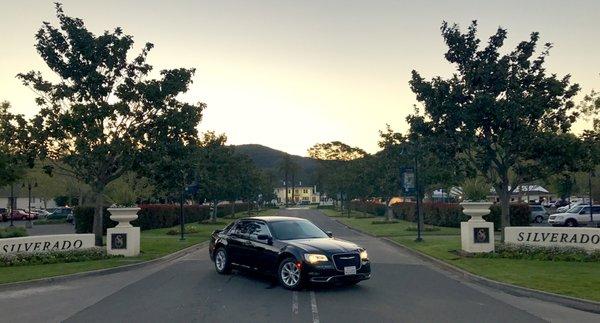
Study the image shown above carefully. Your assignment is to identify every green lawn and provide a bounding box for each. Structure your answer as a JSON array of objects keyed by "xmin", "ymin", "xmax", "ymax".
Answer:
[
  {"xmin": 322, "ymin": 210, "xmax": 600, "ymax": 302},
  {"xmin": 320, "ymin": 208, "xmax": 460, "ymax": 236}
]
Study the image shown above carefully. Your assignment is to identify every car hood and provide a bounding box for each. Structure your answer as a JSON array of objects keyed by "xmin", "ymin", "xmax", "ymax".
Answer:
[
  {"xmin": 285, "ymin": 238, "xmax": 360, "ymax": 254},
  {"xmin": 551, "ymin": 212, "xmax": 575, "ymax": 217}
]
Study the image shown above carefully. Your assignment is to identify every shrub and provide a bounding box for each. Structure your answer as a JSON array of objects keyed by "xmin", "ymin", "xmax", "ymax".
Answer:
[
  {"xmin": 478, "ymin": 243, "xmax": 600, "ymax": 262},
  {"xmin": 392, "ymin": 202, "xmax": 467, "ymax": 227},
  {"xmin": 350, "ymin": 201, "xmax": 387, "ymax": 216},
  {"xmin": 316, "ymin": 205, "xmax": 336, "ymax": 210},
  {"xmin": 0, "ymin": 247, "xmax": 119, "ymax": 267},
  {"xmin": 461, "ymin": 177, "xmax": 490, "ymax": 201},
  {"xmin": 216, "ymin": 203, "xmax": 250, "ymax": 218},
  {"xmin": 74, "ymin": 207, "xmax": 115, "ymax": 234},
  {"xmin": 166, "ymin": 224, "xmax": 203, "ymax": 235},
  {"xmin": 74, "ymin": 204, "xmax": 212, "ymax": 234},
  {"xmin": 486, "ymin": 204, "xmax": 531, "ymax": 228},
  {"xmin": 0, "ymin": 227, "xmax": 28, "ymax": 239}
]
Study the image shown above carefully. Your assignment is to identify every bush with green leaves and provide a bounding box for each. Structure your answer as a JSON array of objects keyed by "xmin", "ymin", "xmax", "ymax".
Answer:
[
  {"xmin": 0, "ymin": 227, "xmax": 27, "ymax": 239},
  {"xmin": 478, "ymin": 243, "xmax": 600, "ymax": 262},
  {"xmin": 0, "ymin": 247, "xmax": 119, "ymax": 267},
  {"xmin": 350, "ymin": 201, "xmax": 387, "ymax": 216},
  {"xmin": 461, "ymin": 178, "xmax": 490, "ymax": 202},
  {"xmin": 486, "ymin": 204, "xmax": 531, "ymax": 228}
]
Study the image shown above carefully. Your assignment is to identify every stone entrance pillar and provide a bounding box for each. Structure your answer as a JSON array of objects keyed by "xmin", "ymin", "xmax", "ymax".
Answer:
[
  {"xmin": 460, "ymin": 202, "xmax": 494, "ymax": 253},
  {"xmin": 107, "ymin": 207, "xmax": 141, "ymax": 257}
]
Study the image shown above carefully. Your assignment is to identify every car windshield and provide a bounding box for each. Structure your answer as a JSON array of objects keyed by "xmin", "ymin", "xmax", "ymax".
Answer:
[
  {"xmin": 566, "ymin": 206, "xmax": 584, "ymax": 213},
  {"xmin": 269, "ymin": 220, "xmax": 329, "ymax": 240}
]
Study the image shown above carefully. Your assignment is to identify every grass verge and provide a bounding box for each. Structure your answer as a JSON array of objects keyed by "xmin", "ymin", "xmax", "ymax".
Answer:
[{"xmin": 321, "ymin": 209, "xmax": 600, "ymax": 302}]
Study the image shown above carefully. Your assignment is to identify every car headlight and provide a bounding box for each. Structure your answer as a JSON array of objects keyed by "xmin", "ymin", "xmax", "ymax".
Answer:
[
  {"xmin": 304, "ymin": 254, "xmax": 328, "ymax": 264},
  {"xmin": 360, "ymin": 250, "xmax": 369, "ymax": 261}
]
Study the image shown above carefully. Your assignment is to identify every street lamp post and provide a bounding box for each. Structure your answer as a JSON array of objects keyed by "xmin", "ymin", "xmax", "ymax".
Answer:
[
  {"xmin": 589, "ymin": 170, "xmax": 595, "ymax": 227},
  {"xmin": 414, "ymin": 155, "xmax": 423, "ymax": 242},
  {"xmin": 9, "ymin": 184, "xmax": 14, "ymax": 227},
  {"xmin": 22, "ymin": 180, "xmax": 37, "ymax": 229},
  {"xmin": 180, "ymin": 170, "xmax": 186, "ymax": 241}
]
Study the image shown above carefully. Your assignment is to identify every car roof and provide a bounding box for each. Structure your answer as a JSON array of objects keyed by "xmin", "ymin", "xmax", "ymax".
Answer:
[{"xmin": 242, "ymin": 216, "xmax": 307, "ymax": 223}]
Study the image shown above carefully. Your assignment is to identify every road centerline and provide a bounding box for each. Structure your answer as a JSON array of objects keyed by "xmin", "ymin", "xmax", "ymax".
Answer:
[
  {"xmin": 292, "ymin": 291, "xmax": 299, "ymax": 315},
  {"xmin": 310, "ymin": 291, "xmax": 320, "ymax": 323}
]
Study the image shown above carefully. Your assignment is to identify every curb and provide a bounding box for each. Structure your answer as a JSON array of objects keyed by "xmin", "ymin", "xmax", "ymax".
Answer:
[
  {"xmin": 329, "ymin": 217, "xmax": 600, "ymax": 314},
  {"xmin": 0, "ymin": 241, "xmax": 209, "ymax": 291}
]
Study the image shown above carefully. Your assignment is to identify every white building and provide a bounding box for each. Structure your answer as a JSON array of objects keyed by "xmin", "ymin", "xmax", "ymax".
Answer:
[{"xmin": 274, "ymin": 185, "xmax": 320, "ymax": 204}]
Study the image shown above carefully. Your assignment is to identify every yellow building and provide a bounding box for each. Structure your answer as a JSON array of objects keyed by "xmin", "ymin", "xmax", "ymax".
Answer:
[{"xmin": 275, "ymin": 186, "xmax": 320, "ymax": 204}]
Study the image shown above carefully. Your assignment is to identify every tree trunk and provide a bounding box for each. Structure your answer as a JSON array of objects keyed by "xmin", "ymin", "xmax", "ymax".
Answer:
[
  {"xmin": 93, "ymin": 190, "xmax": 104, "ymax": 246},
  {"xmin": 385, "ymin": 197, "xmax": 393, "ymax": 222},
  {"xmin": 284, "ymin": 174, "xmax": 289, "ymax": 207},
  {"xmin": 497, "ymin": 182, "xmax": 511, "ymax": 243},
  {"xmin": 230, "ymin": 200, "xmax": 235, "ymax": 218},
  {"xmin": 211, "ymin": 200, "xmax": 218, "ymax": 223}
]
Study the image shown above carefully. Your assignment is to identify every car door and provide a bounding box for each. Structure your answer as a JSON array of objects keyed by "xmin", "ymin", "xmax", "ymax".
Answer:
[
  {"xmin": 227, "ymin": 221, "xmax": 255, "ymax": 268},
  {"xmin": 246, "ymin": 220, "xmax": 279, "ymax": 272}
]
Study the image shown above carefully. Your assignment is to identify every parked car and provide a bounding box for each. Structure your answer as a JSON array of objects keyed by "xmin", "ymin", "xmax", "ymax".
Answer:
[
  {"xmin": 47, "ymin": 207, "xmax": 73, "ymax": 221},
  {"xmin": 10, "ymin": 209, "xmax": 37, "ymax": 221},
  {"xmin": 548, "ymin": 205, "xmax": 600, "ymax": 227},
  {"xmin": 33, "ymin": 209, "xmax": 51, "ymax": 218},
  {"xmin": 0, "ymin": 208, "xmax": 7, "ymax": 221},
  {"xmin": 557, "ymin": 201, "xmax": 585, "ymax": 213},
  {"xmin": 209, "ymin": 216, "xmax": 371, "ymax": 290},
  {"xmin": 529, "ymin": 205, "xmax": 549, "ymax": 223}
]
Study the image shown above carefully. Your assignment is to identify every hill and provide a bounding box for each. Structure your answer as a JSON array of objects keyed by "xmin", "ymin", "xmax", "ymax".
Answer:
[{"xmin": 232, "ymin": 144, "xmax": 318, "ymax": 186}]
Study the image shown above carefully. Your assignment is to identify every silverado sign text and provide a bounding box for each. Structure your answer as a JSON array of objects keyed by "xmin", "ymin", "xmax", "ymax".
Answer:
[{"xmin": 505, "ymin": 227, "xmax": 600, "ymax": 251}]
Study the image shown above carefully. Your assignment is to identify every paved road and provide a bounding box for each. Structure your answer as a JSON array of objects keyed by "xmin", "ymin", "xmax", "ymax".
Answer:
[{"xmin": 0, "ymin": 209, "xmax": 598, "ymax": 323}]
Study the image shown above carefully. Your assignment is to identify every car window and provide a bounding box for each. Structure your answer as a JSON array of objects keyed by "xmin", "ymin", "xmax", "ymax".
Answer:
[
  {"xmin": 593, "ymin": 206, "xmax": 600, "ymax": 213},
  {"xmin": 270, "ymin": 220, "xmax": 329, "ymax": 240},
  {"xmin": 245, "ymin": 221, "xmax": 270, "ymax": 241},
  {"xmin": 579, "ymin": 207, "xmax": 590, "ymax": 214}
]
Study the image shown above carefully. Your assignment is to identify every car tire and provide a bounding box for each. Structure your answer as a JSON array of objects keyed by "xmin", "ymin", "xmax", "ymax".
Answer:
[
  {"xmin": 214, "ymin": 247, "xmax": 231, "ymax": 274},
  {"xmin": 565, "ymin": 219, "xmax": 578, "ymax": 227},
  {"xmin": 534, "ymin": 216, "xmax": 544, "ymax": 224},
  {"xmin": 278, "ymin": 258, "xmax": 303, "ymax": 290}
]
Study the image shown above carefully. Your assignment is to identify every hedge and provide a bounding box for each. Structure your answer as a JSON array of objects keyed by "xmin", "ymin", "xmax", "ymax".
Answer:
[
  {"xmin": 478, "ymin": 243, "xmax": 600, "ymax": 262},
  {"xmin": 392, "ymin": 202, "xmax": 467, "ymax": 227},
  {"xmin": 487, "ymin": 204, "xmax": 531, "ymax": 228},
  {"xmin": 216, "ymin": 203, "xmax": 250, "ymax": 217},
  {"xmin": 74, "ymin": 204, "xmax": 212, "ymax": 234},
  {"xmin": 0, "ymin": 227, "xmax": 28, "ymax": 239},
  {"xmin": 392, "ymin": 202, "xmax": 531, "ymax": 229},
  {"xmin": 0, "ymin": 247, "xmax": 117, "ymax": 267},
  {"xmin": 350, "ymin": 201, "xmax": 387, "ymax": 216}
]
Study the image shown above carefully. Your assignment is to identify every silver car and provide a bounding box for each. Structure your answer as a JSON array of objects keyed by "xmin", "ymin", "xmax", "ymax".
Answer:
[
  {"xmin": 548, "ymin": 205, "xmax": 600, "ymax": 227},
  {"xmin": 529, "ymin": 205, "xmax": 549, "ymax": 224}
]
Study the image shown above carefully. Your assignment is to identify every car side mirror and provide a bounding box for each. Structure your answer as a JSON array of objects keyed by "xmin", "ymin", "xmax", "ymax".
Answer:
[
  {"xmin": 326, "ymin": 231, "xmax": 333, "ymax": 238},
  {"xmin": 257, "ymin": 234, "xmax": 273, "ymax": 244}
]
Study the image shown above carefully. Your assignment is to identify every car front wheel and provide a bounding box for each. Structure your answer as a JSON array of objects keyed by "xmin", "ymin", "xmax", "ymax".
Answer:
[
  {"xmin": 534, "ymin": 216, "xmax": 544, "ymax": 224},
  {"xmin": 214, "ymin": 248, "xmax": 231, "ymax": 274},
  {"xmin": 278, "ymin": 258, "xmax": 303, "ymax": 290},
  {"xmin": 565, "ymin": 219, "xmax": 578, "ymax": 227}
]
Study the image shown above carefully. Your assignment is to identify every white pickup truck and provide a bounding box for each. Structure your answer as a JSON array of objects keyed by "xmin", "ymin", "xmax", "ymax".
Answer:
[{"xmin": 548, "ymin": 205, "xmax": 600, "ymax": 227}]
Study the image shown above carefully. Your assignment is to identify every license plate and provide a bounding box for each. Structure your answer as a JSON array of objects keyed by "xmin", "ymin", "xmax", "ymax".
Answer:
[{"xmin": 344, "ymin": 266, "xmax": 356, "ymax": 275}]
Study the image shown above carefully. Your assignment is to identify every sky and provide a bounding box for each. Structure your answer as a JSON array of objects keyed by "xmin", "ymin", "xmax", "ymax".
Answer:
[{"xmin": 1, "ymin": 0, "xmax": 598, "ymax": 156}]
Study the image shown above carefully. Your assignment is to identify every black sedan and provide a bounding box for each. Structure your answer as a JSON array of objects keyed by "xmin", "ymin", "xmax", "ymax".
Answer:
[{"xmin": 209, "ymin": 216, "xmax": 371, "ymax": 290}]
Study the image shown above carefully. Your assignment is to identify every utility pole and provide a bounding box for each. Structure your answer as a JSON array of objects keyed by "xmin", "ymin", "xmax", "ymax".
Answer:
[{"xmin": 9, "ymin": 184, "xmax": 15, "ymax": 227}]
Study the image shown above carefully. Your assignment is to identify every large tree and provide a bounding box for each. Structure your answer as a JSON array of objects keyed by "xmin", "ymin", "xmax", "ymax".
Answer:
[
  {"xmin": 277, "ymin": 154, "xmax": 299, "ymax": 206},
  {"xmin": 409, "ymin": 22, "xmax": 581, "ymax": 240},
  {"xmin": 308, "ymin": 141, "xmax": 367, "ymax": 213},
  {"xmin": 0, "ymin": 102, "xmax": 31, "ymax": 188},
  {"xmin": 18, "ymin": 4, "xmax": 203, "ymax": 245}
]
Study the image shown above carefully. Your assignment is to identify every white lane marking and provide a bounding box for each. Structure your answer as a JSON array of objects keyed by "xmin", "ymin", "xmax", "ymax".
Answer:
[
  {"xmin": 292, "ymin": 291, "xmax": 299, "ymax": 315},
  {"xmin": 310, "ymin": 291, "xmax": 320, "ymax": 323}
]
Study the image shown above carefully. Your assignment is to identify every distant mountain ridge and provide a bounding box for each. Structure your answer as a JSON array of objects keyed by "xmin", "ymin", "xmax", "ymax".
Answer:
[{"xmin": 231, "ymin": 144, "xmax": 318, "ymax": 186}]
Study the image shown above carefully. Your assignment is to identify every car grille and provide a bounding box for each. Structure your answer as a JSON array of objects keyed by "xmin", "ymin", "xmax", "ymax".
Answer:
[{"xmin": 331, "ymin": 253, "xmax": 361, "ymax": 271}]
